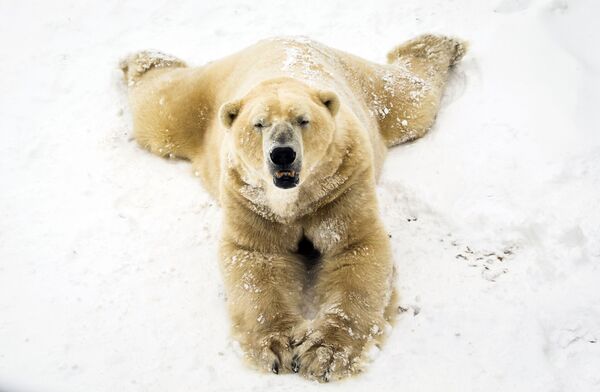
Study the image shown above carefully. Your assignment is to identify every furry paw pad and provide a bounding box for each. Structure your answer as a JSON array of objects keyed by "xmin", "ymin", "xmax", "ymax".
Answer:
[
  {"xmin": 291, "ymin": 327, "xmax": 362, "ymax": 382},
  {"xmin": 246, "ymin": 333, "xmax": 295, "ymax": 375}
]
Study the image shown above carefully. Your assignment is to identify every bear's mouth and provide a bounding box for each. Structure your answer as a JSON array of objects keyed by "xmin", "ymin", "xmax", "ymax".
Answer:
[{"xmin": 273, "ymin": 170, "xmax": 299, "ymax": 189}]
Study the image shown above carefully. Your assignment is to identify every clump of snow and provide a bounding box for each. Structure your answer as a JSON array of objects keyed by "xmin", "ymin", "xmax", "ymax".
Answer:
[{"xmin": 1, "ymin": 0, "xmax": 599, "ymax": 391}]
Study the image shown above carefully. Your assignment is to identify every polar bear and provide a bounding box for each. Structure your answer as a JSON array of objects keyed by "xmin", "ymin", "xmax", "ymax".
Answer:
[{"xmin": 121, "ymin": 35, "xmax": 466, "ymax": 382}]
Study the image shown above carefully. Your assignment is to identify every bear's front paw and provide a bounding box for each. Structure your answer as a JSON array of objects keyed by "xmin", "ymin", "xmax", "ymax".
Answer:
[
  {"xmin": 291, "ymin": 321, "xmax": 365, "ymax": 382},
  {"xmin": 245, "ymin": 332, "xmax": 295, "ymax": 375}
]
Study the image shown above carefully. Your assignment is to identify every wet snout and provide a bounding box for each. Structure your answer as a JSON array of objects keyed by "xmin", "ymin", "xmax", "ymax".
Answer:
[
  {"xmin": 270, "ymin": 146, "xmax": 296, "ymax": 166},
  {"xmin": 265, "ymin": 123, "xmax": 302, "ymax": 189}
]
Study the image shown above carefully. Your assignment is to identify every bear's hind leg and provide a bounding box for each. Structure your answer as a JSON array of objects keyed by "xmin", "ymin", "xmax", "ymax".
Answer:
[
  {"xmin": 381, "ymin": 34, "xmax": 467, "ymax": 146},
  {"xmin": 387, "ymin": 34, "xmax": 467, "ymax": 69},
  {"xmin": 120, "ymin": 51, "xmax": 209, "ymax": 161},
  {"xmin": 120, "ymin": 50, "xmax": 187, "ymax": 86}
]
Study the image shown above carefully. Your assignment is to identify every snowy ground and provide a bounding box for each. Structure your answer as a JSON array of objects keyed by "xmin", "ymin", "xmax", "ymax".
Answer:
[{"xmin": 1, "ymin": 0, "xmax": 599, "ymax": 391}]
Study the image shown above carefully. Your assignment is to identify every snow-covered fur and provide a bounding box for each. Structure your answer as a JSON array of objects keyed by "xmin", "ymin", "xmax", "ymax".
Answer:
[{"xmin": 121, "ymin": 34, "xmax": 466, "ymax": 382}]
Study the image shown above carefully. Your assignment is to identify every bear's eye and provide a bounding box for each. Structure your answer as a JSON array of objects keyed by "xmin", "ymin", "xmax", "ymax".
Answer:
[
  {"xmin": 254, "ymin": 122, "xmax": 265, "ymax": 130},
  {"xmin": 298, "ymin": 118, "xmax": 310, "ymax": 127}
]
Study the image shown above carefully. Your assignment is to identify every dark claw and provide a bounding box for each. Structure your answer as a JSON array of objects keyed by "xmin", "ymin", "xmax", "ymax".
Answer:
[
  {"xmin": 291, "ymin": 355, "xmax": 300, "ymax": 373},
  {"xmin": 271, "ymin": 361, "xmax": 279, "ymax": 374}
]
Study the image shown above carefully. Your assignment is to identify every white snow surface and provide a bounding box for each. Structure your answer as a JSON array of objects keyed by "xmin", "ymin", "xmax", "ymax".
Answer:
[{"xmin": 1, "ymin": 0, "xmax": 599, "ymax": 391}]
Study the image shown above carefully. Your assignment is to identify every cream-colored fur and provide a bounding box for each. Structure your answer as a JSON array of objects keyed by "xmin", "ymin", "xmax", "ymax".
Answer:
[{"xmin": 121, "ymin": 35, "xmax": 466, "ymax": 382}]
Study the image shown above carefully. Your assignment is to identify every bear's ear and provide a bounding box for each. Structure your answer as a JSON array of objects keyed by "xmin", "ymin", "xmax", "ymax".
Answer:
[
  {"xmin": 318, "ymin": 90, "xmax": 340, "ymax": 117},
  {"xmin": 219, "ymin": 100, "xmax": 241, "ymax": 129}
]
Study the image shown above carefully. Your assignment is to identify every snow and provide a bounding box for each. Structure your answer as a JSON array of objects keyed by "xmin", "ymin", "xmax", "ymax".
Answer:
[{"xmin": 1, "ymin": 0, "xmax": 599, "ymax": 391}]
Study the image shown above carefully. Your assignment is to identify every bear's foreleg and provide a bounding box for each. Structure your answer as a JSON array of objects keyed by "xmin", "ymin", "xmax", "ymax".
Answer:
[
  {"xmin": 292, "ymin": 225, "xmax": 394, "ymax": 381},
  {"xmin": 220, "ymin": 242, "xmax": 307, "ymax": 374}
]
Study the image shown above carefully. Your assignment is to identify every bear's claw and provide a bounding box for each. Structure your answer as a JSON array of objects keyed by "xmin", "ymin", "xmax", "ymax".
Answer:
[
  {"xmin": 271, "ymin": 361, "xmax": 279, "ymax": 374},
  {"xmin": 291, "ymin": 355, "xmax": 300, "ymax": 373}
]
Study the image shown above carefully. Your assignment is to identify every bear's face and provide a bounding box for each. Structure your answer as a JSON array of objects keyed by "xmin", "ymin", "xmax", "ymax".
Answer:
[{"xmin": 219, "ymin": 80, "xmax": 339, "ymax": 190}]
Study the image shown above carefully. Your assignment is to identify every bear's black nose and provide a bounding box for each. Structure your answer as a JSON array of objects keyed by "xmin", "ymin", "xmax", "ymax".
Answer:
[{"xmin": 270, "ymin": 147, "xmax": 296, "ymax": 166}]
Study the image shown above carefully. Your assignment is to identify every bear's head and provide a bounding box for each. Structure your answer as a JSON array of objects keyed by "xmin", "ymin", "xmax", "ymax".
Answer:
[{"xmin": 219, "ymin": 78, "xmax": 339, "ymax": 190}]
